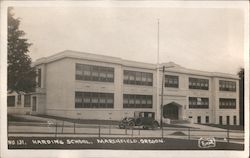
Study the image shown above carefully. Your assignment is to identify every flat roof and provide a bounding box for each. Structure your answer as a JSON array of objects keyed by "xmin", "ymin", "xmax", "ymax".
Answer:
[{"xmin": 33, "ymin": 50, "xmax": 239, "ymax": 80}]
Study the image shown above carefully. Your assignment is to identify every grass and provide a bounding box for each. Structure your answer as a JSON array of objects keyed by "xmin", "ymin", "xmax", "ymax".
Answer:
[
  {"xmin": 202, "ymin": 124, "xmax": 244, "ymax": 130},
  {"xmin": 36, "ymin": 114, "xmax": 194, "ymax": 128},
  {"xmin": 8, "ymin": 114, "xmax": 46, "ymax": 123}
]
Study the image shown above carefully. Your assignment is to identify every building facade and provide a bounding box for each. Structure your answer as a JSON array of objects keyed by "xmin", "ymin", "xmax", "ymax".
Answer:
[{"xmin": 7, "ymin": 50, "xmax": 240, "ymax": 125}]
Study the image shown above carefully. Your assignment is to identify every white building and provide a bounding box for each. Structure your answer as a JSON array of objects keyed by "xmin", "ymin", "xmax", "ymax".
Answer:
[{"xmin": 7, "ymin": 50, "xmax": 240, "ymax": 125}]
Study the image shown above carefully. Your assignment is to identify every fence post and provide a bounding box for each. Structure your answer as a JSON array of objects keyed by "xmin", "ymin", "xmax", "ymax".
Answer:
[
  {"xmin": 74, "ymin": 122, "xmax": 76, "ymax": 134},
  {"xmin": 61, "ymin": 121, "xmax": 64, "ymax": 134},
  {"xmin": 227, "ymin": 126, "xmax": 230, "ymax": 143},
  {"xmin": 188, "ymin": 128, "xmax": 190, "ymax": 140},
  {"xmin": 125, "ymin": 126, "xmax": 127, "ymax": 135},
  {"xmin": 55, "ymin": 122, "xmax": 57, "ymax": 137}
]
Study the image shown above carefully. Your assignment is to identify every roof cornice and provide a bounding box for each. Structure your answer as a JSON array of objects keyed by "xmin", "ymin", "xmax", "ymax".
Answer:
[{"xmin": 32, "ymin": 50, "xmax": 239, "ymax": 80}]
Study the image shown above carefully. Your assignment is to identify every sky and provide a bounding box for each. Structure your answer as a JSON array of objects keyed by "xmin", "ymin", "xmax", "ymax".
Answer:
[{"xmin": 13, "ymin": 6, "xmax": 245, "ymax": 74}]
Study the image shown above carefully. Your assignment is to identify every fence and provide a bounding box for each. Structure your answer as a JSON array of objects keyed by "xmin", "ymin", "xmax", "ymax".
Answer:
[{"xmin": 8, "ymin": 120, "xmax": 244, "ymax": 144}]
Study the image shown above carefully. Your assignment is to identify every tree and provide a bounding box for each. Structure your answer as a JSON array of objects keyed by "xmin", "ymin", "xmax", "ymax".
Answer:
[
  {"xmin": 237, "ymin": 68, "xmax": 244, "ymax": 126},
  {"xmin": 8, "ymin": 7, "xmax": 37, "ymax": 93}
]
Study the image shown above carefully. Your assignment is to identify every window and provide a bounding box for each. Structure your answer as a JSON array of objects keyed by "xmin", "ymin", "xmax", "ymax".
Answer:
[
  {"xmin": 7, "ymin": 96, "xmax": 15, "ymax": 107},
  {"xmin": 189, "ymin": 97, "xmax": 209, "ymax": 108},
  {"xmin": 124, "ymin": 70, "xmax": 153, "ymax": 86},
  {"xmin": 165, "ymin": 75, "xmax": 179, "ymax": 88},
  {"xmin": 123, "ymin": 94, "xmax": 153, "ymax": 108},
  {"xmin": 219, "ymin": 80, "xmax": 236, "ymax": 92},
  {"xmin": 24, "ymin": 95, "xmax": 31, "ymax": 107},
  {"xmin": 233, "ymin": 116, "xmax": 237, "ymax": 125},
  {"xmin": 75, "ymin": 92, "xmax": 114, "ymax": 108},
  {"xmin": 219, "ymin": 98, "xmax": 236, "ymax": 109},
  {"xmin": 205, "ymin": 116, "xmax": 209, "ymax": 124},
  {"xmin": 37, "ymin": 68, "xmax": 42, "ymax": 87},
  {"xmin": 32, "ymin": 96, "xmax": 37, "ymax": 111},
  {"xmin": 75, "ymin": 63, "xmax": 114, "ymax": 82},
  {"xmin": 197, "ymin": 116, "xmax": 201, "ymax": 123},
  {"xmin": 226, "ymin": 116, "xmax": 230, "ymax": 125},
  {"xmin": 219, "ymin": 116, "xmax": 223, "ymax": 125},
  {"xmin": 17, "ymin": 94, "xmax": 21, "ymax": 105},
  {"xmin": 189, "ymin": 78, "xmax": 209, "ymax": 90}
]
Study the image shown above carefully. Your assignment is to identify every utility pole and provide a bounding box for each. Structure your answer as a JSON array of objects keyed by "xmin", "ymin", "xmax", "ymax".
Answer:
[{"xmin": 161, "ymin": 66, "xmax": 165, "ymax": 129}]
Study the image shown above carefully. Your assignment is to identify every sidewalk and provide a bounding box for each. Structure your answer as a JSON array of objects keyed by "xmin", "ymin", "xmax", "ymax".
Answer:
[{"xmin": 176, "ymin": 123, "xmax": 226, "ymax": 131}]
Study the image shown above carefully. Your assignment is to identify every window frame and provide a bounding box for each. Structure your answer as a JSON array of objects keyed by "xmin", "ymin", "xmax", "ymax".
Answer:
[
  {"xmin": 7, "ymin": 96, "xmax": 15, "ymax": 107},
  {"xmin": 189, "ymin": 77, "xmax": 209, "ymax": 90},
  {"xmin": 188, "ymin": 97, "xmax": 209, "ymax": 109},
  {"xmin": 165, "ymin": 75, "xmax": 179, "ymax": 88},
  {"xmin": 123, "ymin": 94, "xmax": 153, "ymax": 109},
  {"xmin": 75, "ymin": 63, "xmax": 114, "ymax": 83}
]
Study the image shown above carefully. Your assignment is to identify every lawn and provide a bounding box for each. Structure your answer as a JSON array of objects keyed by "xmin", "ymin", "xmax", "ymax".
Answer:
[
  {"xmin": 8, "ymin": 114, "xmax": 46, "ymax": 123},
  {"xmin": 36, "ymin": 114, "xmax": 193, "ymax": 128},
  {"xmin": 202, "ymin": 124, "xmax": 244, "ymax": 130}
]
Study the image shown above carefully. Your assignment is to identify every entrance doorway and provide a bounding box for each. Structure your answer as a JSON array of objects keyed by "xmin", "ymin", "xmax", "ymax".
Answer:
[{"xmin": 163, "ymin": 102, "xmax": 180, "ymax": 120}]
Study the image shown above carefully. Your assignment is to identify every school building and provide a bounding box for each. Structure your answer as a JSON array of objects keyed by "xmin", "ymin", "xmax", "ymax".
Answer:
[{"xmin": 7, "ymin": 50, "xmax": 240, "ymax": 125}]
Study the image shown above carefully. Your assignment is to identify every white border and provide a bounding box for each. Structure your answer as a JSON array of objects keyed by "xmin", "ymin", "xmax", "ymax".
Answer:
[{"xmin": 0, "ymin": 1, "xmax": 249, "ymax": 158}]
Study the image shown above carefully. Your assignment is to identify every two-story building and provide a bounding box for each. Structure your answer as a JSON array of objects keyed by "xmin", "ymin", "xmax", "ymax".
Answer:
[{"xmin": 7, "ymin": 50, "xmax": 240, "ymax": 125}]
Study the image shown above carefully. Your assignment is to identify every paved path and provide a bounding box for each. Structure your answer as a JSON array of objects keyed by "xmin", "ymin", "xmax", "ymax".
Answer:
[{"xmin": 175, "ymin": 123, "xmax": 225, "ymax": 131}]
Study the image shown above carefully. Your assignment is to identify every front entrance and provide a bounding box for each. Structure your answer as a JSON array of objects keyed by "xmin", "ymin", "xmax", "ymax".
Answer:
[{"xmin": 163, "ymin": 102, "xmax": 180, "ymax": 120}]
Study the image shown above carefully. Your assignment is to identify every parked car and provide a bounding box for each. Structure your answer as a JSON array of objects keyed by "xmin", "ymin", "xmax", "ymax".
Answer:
[{"xmin": 118, "ymin": 112, "xmax": 159, "ymax": 129}]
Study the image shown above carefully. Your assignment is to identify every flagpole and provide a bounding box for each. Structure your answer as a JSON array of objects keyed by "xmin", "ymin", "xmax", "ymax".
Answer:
[
  {"xmin": 157, "ymin": 19, "xmax": 160, "ymax": 65},
  {"xmin": 156, "ymin": 19, "xmax": 161, "ymax": 125}
]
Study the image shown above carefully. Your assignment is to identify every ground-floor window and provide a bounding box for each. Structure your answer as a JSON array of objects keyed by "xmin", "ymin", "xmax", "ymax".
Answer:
[
  {"xmin": 7, "ymin": 96, "xmax": 15, "ymax": 107},
  {"xmin": 17, "ymin": 94, "xmax": 21, "ymax": 105},
  {"xmin": 32, "ymin": 96, "xmax": 37, "ymax": 111},
  {"xmin": 226, "ymin": 116, "xmax": 230, "ymax": 125},
  {"xmin": 24, "ymin": 94, "xmax": 31, "ymax": 107},
  {"xmin": 219, "ymin": 116, "xmax": 223, "ymax": 125},
  {"xmin": 205, "ymin": 116, "xmax": 209, "ymax": 124},
  {"xmin": 233, "ymin": 116, "xmax": 237, "ymax": 125},
  {"xmin": 123, "ymin": 94, "xmax": 152, "ymax": 108},
  {"xmin": 75, "ymin": 92, "xmax": 114, "ymax": 108},
  {"xmin": 197, "ymin": 116, "xmax": 201, "ymax": 123}
]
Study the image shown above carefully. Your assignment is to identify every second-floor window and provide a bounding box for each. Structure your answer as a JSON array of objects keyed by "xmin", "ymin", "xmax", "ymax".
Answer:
[
  {"xmin": 219, "ymin": 80, "xmax": 236, "ymax": 92},
  {"xmin": 189, "ymin": 77, "xmax": 209, "ymax": 90},
  {"xmin": 189, "ymin": 97, "xmax": 209, "ymax": 109},
  {"xmin": 165, "ymin": 75, "xmax": 179, "ymax": 88},
  {"xmin": 76, "ymin": 63, "xmax": 114, "ymax": 82},
  {"xmin": 124, "ymin": 70, "xmax": 153, "ymax": 86}
]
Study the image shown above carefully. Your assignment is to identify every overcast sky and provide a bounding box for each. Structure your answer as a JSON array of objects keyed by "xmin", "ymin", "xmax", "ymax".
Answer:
[{"xmin": 13, "ymin": 6, "xmax": 245, "ymax": 74}]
